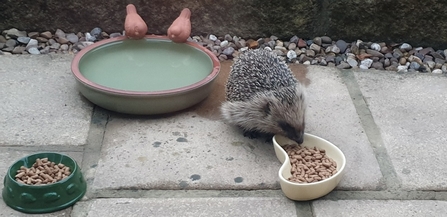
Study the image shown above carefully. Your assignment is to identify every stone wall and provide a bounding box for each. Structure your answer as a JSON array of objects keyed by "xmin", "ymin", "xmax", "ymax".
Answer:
[{"xmin": 1, "ymin": 0, "xmax": 447, "ymax": 48}]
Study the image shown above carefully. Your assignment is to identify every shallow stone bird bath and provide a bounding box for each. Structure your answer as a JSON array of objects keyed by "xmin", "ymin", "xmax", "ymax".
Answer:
[{"xmin": 71, "ymin": 35, "xmax": 220, "ymax": 115}]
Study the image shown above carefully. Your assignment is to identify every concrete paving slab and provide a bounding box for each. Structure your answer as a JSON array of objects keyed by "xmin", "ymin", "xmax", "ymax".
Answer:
[
  {"xmin": 92, "ymin": 63, "xmax": 381, "ymax": 191},
  {"xmin": 355, "ymin": 71, "xmax": 447, "ymax": 190},
  {"xmin": 303, "ymin": 66, "xmax": 382, "ymax": 190},
  {"xmin": 0, "ymin": 201, "xmax": 71, "ymax": 217},
  {"xmin": 313, "ymin": 200, "xmax": 447, "ymax": 217},
  {"xmin": 0, "ymin": 54, "xmax": 93, "ymax": 146},
  {"xmin": 71, "ymin": 197, "xmax": 297, "ymax": 217},
  {"xmin": 93, "ymin": 113, "xmax": 281, "ymax": 190}
]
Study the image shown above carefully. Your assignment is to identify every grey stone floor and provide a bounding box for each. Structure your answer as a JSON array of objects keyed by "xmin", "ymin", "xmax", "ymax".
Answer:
[{"xmin": 1, "ymin": 54, "xmax": 446, "ymax": 216}]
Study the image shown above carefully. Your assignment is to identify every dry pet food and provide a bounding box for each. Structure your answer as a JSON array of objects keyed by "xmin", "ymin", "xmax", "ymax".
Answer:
[
  {"xmin": 15, "ymin": 158, "xmax": 71, "ymax": 185},
  {"xmin": 282, "ymin": 145, "xmax": 338, "ymax": 183}
]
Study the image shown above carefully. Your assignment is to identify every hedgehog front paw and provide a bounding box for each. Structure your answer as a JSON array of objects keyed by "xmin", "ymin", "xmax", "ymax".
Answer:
[
  {"xmin": 242, "ymin": 130, "xmax": 274, "ymax": 142},
  {"xmin": 243, "ymin": 130, "xmax": 261, "ymax": 139}
]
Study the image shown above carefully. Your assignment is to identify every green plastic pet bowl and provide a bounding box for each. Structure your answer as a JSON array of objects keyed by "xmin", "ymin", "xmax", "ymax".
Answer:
[{"xmin": 2, "ymin": 152, "xmax": 86, "ymax": 214}]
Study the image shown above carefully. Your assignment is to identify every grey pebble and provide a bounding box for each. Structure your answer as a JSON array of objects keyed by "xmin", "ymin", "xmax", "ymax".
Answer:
[
  {"xmin": 425, "ymin": 60, "xmax": 436, "ymax": 69},
  {"xmin": 220, "ymin": 40, "xmax": 229, "ymax": 47},
  {"xmin": 66, "ymin": 33, "xmax": 79, "ymax": 43},
  {"xmin": 360, "ymin": 58, "xmax": 373, "ymax": 69},
  {"xmin": 12, "ymin": 46, "xmax": 26, "ymax": 54},
  {"xmin": 310, "ymin": 43, "xmax": 321, "ymax": 52},
  {"xmin": 384, "ymin": 58, "xmax": 391, "ymax": 67},
  {"xmin": 5, "ymin": 39, "xmax": 17, "ymax": 47},
  {"xmin": 290, "ymin": 35, "xmax": 299, "ymax": 43},
  {"xmin": 409, "ymin": 61, "xmax": 421, "ymax": 70},
  {"xmin": 326, "ymin": 45, "xmax": 340, "ymax": 54},
  {"xmin": 109, "ymin": 32, "xmax": 122, "ymax": 38},
  {"xmin": 60, "ymin": 44, "xmax": 69, "ymax": 51},
  {"xmin": 222, "ymin": 47, "xmax": 235, "ymax": 56},
  {"xmin": 224, "ymin": 34, "xmax": 232, "ymax": 42},
  {"xmin": 325, "ymin": 55, "xmax": 335, "ymax": 63},
  {"xmin": 267, "ymin": 40, "xmax": 275, "ymax": 49},
  {"xmin": 36, "ymin": 37, "xmax": 48, "ymax": 43},
  {"xmin": 432, "ymin": 69, "xmax": 443, "ymax": 74},
  {"xmin": 57, "ymin": 37, "xmax": 70, "ymax": 44},
  {"xmin": 26, "ymin": 39, "xmax": 38, "ymax": 50},
  {"xmin": 393, "ymin": 49, "xmax": 403, "ymax": 59},
  {"xmin": 320, "ymin": 36, "xmax": 332, "ymax": 43},
  {"xmin": 370, "ymin": 43, "xmax": 381, "ymax": 51},
  {"xmin": 306, "ymin": 49, "xmax": 315, "ymax": 57},
  {"xmin": 431, "ymin": 51, "xmax": 443, "ymax": 59},
  {"xmin": 288, "ymin": 43, "xmax": 296, "ymax": 50},
  {"xmin": 287, "ymin": 50, "xmax": 297, "ymax": 60},
  {"xmin": 50, "ymin": 43, "xmax": 61, "ymax": 49},
  {"xmin": 5, "ymin": 28, "xmax": 26, "ymax": 38},
  {"xmin": 48, "ymin": 38, "xmax": 57, "ymax": 45},
  {"xmin": 397, "ymin": 65, "xmax": 409, "ymax": 72},
  {"xmin": 40, "ymin": 46, "xmax": 50, "ymax": 54},
  {"xmin": 366, "ymin": 49, "xmax": 384, "ymax": 57},
  {"xmin": 400, "ymin": 43, "xmax": 412, "ymax": 52},
  {"xmin": 27, "ymin": 47, "xmax": 40, "ymax": 55},
  {"xmin": 313, "ymin": 37, "xmax": 322, "ymax": 46},
  {"xmin": 85, "ymin": 33, "xmax": 96, "ymax": 42},
  {"xmin": 40, "ymin": 31, "xmax": 52, "ymax": 39},
  {"xmin": 337, "ymin": 61, "xmax": 351, "ymax": 69},
  {"xmin": 371, "ymin": 61, "xmax": 384, "ymax": 70},
  {"xmin": 209, "ymin": 34, "xmax": 217, "ymax": 41},
  {"xmin": 90, "ymin": 27, "xmax": 102, "ymax": 38},
  {"xmin": 55, "ymin": 29, "xmax": 65, "ymax": 38},
  {"xmin": 347, "ymin": 58, "xmax": 358, "ymax": 67},
  {"xmin": 336, "ymin": 40, "xmax": 348, "ymax": 53},
  {"xmin": 17, "ymin": 36, "xmax": 30, "ymax": 44}
]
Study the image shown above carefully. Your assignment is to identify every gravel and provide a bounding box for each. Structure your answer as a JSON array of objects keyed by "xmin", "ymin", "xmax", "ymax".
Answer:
[{"xmin": 2, "ymin": 27, "xmax": 447, "ymax": 75}]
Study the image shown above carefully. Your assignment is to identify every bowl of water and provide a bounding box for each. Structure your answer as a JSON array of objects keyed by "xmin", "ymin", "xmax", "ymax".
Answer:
[{"xmin": 71, "ymin": 35, "xmax": 221, "ymax": 115}]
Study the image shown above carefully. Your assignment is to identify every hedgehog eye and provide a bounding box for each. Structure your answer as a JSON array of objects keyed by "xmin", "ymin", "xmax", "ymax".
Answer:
[{"xmin": 278, "ymin": 121, "xmax": 296, "ymax": 135}]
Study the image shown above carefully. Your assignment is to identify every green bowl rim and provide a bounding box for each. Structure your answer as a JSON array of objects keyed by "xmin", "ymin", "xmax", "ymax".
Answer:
[
  {"xmin": 70, "ymin": 35, "xmax": 221, "ymax": 96},
  {"xmin": 6, "ymin": 152, "xmax": 78, "ymax": 188}
]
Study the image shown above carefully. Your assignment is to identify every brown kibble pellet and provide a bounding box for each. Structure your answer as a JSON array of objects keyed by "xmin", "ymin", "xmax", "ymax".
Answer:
[
  {"xmin": 283, "ymin": 144, "xmax": 338, "ymax": 184},
  {"xmin": 15, "ymin": 172, "xmax": 25, "ymax": 178},
  {"xmin": 15, "ymin": 158, "xmax": 71, "ymax": 185}
]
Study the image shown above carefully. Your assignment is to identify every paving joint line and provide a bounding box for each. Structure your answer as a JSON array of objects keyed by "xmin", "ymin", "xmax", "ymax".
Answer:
[
  {"xmin": 80, "ymin": 106, "xmax": 110, "ymax": 198},
  {"xmin": 339, "ymin": 69, "xmax": 400, "ymax": 190},
  {"xmin": 79, "ymin": 189, "xmax": 447, "ymax": 200}
]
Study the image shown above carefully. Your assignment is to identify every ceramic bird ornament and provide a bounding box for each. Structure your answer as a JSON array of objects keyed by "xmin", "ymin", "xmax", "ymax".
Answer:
[
  {"xmin": 167, "ymin": 8, "xmax": 192, "ymax": 43},
  {"xmin": 124, "ymin": 4, "xmax": 148, "ymax": 39}
]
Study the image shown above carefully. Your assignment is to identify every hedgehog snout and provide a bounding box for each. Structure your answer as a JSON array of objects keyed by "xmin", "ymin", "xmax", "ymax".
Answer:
[
  {"xmin": 278, "ymin": 121, "xmax": 304, "ymax": 144},
  {"xmin": 288, "ymin": 131, "xmax": 304, "ymax": 145}
]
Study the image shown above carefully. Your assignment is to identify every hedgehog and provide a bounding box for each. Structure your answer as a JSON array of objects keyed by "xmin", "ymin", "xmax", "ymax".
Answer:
[{"xmin": 220, "ymin": 49, "xmax": 307, "ymax": 144}]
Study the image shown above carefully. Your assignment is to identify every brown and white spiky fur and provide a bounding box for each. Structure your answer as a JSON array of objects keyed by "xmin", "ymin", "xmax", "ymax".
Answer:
[{"xmin": 220, "ymin": 49, "xmax": 307, "ymax": 144}]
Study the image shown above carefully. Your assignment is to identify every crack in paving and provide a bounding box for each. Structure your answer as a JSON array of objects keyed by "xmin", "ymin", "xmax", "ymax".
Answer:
[{"xmin": 339, "ymin": 70, "xmax": 400, "ymax": 190}]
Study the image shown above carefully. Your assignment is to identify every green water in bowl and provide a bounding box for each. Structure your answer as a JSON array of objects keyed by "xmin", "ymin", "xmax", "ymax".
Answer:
[{"xmin": 78, "ymin": 39, "xmax": 213, "ymax": 92}]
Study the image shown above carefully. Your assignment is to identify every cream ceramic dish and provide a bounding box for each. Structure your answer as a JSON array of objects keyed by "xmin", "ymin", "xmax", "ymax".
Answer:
[{"xmin": 273, "ymin": 134, "xmax": 346, "ymax": 201}]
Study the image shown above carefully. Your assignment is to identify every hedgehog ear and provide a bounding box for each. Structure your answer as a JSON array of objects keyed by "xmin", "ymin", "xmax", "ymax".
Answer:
[{"xmin": 263, "ymin": 101, "xmax": 271, "ymax": 116}]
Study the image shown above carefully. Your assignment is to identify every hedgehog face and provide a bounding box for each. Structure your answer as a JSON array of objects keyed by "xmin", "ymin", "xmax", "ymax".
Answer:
[
  {"xmin": 267, "ymin": 89, "xmax": 306, "ymax": 144},
  {"xmin": 220, "ymin": 85, "xmax": 306, "ymax": 144}
]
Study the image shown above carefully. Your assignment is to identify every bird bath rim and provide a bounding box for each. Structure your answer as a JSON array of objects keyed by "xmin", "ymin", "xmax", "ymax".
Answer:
[{"xmin": 71, "ymin": 35, "xmax": 221, "ymax": 96}]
